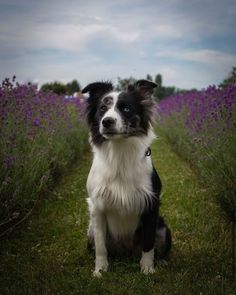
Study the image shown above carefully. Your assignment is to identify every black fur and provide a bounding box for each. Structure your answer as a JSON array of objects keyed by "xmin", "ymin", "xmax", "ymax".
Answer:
[{"xmin": 82, "ymin": 81, "xmax": 113, "ymax": 145}]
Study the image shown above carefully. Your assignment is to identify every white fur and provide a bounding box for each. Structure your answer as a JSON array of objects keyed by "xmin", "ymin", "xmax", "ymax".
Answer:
[
  {"xmin": 99, "ymin": 92, "xmax": 124, "ymax": 136},
  {"xmin": 87, "ymin": 128, "xmax": 156, "ymax": 213},
  {"xmin": 87, "ymin": 127, "xmax": 156, "ymax": 276},
  {"xmin": 92, "ymin": 209, "xmax": 108, "ymax": 277},
  {"xmin": 140, "ymin": 249, "xmax": 155, "ymax": 274},
  {"xmin": 106, "ymin": 210, "xmax": 140, "ymax": 238}
]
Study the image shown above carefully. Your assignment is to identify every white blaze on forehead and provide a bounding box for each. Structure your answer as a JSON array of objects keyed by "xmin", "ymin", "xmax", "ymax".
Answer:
[
  {"xmin": 101, "ymin": 91, "xmax": 117, "ymax": 106},
  {"xmin": 101, "ymin": 91, "xmax": 120, "ymax": 107},
  {"xmin": 100, "ymin": 91, "xmax": 123, "ymax": 133},
  {"xmin": 102, "ymin": 92, "xmax": 120, "ymax": 119}
]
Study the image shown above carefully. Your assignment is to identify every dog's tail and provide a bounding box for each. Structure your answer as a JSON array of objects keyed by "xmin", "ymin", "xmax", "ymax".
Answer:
[{"xmin": 155, "ymin": 216, "xmax": 172, "ymax": 259}]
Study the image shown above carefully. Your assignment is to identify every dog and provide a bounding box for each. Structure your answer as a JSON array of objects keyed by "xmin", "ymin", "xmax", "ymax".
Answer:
[{"xmin": 82, "ymin": 80, "xmax": 171, "ymax": 277}]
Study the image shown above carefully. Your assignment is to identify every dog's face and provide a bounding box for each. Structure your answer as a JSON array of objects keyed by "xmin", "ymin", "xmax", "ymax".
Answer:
[{"xmin": 82, "ymin": 80, "xmax": 157, "ymax": 145}]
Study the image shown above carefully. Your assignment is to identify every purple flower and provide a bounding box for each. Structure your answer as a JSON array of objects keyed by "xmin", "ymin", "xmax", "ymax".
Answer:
[
  {"xmin": 158, "ymin": 83, "xmax": 236, "ymax": 153},
  {"xmin": 3, "ymin": 156, "xmax": 16, "ymax": 169},
  {"xmin": 33, "ymin": 117, "xmax": 40, "ymax": 127}
]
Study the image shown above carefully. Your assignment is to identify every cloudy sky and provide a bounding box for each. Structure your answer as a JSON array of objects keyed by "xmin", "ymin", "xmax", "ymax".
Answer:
[{"xmin": 0, "ymin": 0, "xmax": 236, "ymax": 89}]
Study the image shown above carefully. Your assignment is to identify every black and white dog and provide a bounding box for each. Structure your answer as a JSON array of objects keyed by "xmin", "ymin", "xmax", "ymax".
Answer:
[{"xmin": 82, "ymin": 80, "xmax": 171, "ymax": 277}]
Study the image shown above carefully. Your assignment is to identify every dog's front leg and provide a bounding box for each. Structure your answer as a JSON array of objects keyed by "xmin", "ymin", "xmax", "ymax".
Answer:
[
  {"xmin": 140, "ymin": 209, "xmax": 157, "ymax": 274},
  {"xmin": 92, "ymin": 209, "xmax": 108, "ymax": 277}
]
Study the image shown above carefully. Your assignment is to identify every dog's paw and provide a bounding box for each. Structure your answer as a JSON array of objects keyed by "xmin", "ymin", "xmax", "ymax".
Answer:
[
  {"xmin": 141, "ymin": 265, "xmax": 155, "ymax": 275},
  {"xmin": 93, "ymin": 270, "xmax": 103, "ymax": 278},
  {"xmin": 93, "ymin": 256, "xmax": 108, "ymax": 278},
  {"xmin": 140, "ymin": 249, "xmax": 155, "ymax": 275}
]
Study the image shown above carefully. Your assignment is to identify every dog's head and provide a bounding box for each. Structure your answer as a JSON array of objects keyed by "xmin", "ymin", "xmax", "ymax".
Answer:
[{"xmin": 82, "ymin": 80, "xmax": 157, "ymax": 145}]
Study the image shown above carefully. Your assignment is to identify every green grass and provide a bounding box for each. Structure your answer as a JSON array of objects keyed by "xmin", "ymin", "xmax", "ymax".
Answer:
[{"xmin": 0, "ymin": 136, "xmax": 235, "ymax": 295}]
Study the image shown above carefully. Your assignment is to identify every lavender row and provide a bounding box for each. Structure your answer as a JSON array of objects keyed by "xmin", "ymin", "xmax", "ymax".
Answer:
[
  {"xmin": 0, "ymin": 77, "xmax": 88, "ymax": 234},
  {"xmin": 158, "ymin": 84, "xmax": 236, "ymax": 222}
]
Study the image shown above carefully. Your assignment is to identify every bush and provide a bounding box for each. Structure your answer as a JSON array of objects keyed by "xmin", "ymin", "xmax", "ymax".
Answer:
[
  {"xmin": 158, "ymin": 84, "xmax": 236, "ymax": 223},
  {"xmin": 0, "ymin": 77, "xmax": 88, "ymax": 235}
]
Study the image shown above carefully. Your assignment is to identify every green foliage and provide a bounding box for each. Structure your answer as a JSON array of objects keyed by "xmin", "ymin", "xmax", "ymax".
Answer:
[
  {"xmin": 154, "ymin": 74, "xmax": 162, "ymax": 86},
  {"xmin": 146, "ymin": 74, "xmax": 153, "ymax": 81},
  {"xmin": 219, "ymin": 66, "xmax": 236, "ymax": 89},
  {"xmin": 116, "ymin": 76, "xmax": 136, "ymax": 91},
  {"xmin": 40, "ymin": 80, "xmax": 81, "ymax": 95},
  {"xmin": 65, "ymin": 80, "xmax": 81, "ymax": 95},
  {"xmin": 152, "ymin": 74, "xmax": 176, "ymax": 99},
  {"xmin": 115, "ymin": 74, "xmax": 177, "ymax": 100},
  {"xmin": 41, "ymin": 81, "xmax": 67, "ymax": 95}
]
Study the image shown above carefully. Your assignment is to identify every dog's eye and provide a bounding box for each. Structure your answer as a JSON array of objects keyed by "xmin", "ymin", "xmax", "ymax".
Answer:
[
  {"xmin": 100, "ymin": 105, "xmax": 107, "ymax": 112},
  {"xmin": 103, "ymin": 97, "xmax": 113, "ymax": 105},
  {"xmin": 123, "ymin": 106, "xmax": 130, "ymax": 113}
]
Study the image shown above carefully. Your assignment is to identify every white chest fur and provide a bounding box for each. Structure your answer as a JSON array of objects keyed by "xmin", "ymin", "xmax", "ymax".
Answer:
[
  {"xmin": 106, "ymin": 209, "xmax": 140, "ymax": 238},
  {"xmin": 87, "ymin": 129, "xmax": 156, "ymax": 238},
  {"xmin": 87, "ymin": 136, "xmax": 154, "ymax": 208}
]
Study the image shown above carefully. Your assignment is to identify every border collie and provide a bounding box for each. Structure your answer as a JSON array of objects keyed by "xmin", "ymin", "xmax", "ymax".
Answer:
[{"xmin": 82, "ymin": 80, "xmax": 171, "ymax": 277}]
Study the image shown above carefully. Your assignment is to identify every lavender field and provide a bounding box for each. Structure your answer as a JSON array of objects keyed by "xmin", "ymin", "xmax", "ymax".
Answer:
[
  {"xmin": 1, "ymin": 77, "xmax": 235, "ymax": 235},
  {"xmin": 0, "ymin": 77, "xmax": 235, "ymax": 293},
  {"xmin": 0, "ymin": 77, "xmax": 88, "ymax": 235},
  {"xmin": 158, "ymin": 84, "xmax": 236, "ymax": 222}
]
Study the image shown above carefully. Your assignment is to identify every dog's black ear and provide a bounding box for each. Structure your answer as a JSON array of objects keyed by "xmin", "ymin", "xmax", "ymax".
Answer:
[
  {"xmin": 135, "ymin": 80, "xmax": 158, "ymax": 96},
  {"xmin": 82, "ymin": 82, "xmax": 113, "ymax": 99}
]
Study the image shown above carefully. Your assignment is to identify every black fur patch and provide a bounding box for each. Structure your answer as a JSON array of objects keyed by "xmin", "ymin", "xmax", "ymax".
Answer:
[
  {"xmin": 116, "ymin": 89, "xmax": 154, "ymax": 136},
  {"xmin": 82, "ymin": 82, "xmax": 113, "ymax": 145}
]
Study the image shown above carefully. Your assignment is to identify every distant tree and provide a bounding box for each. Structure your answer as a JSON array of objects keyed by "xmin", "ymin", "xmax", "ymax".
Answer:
[
  {"xmin": 164, "ymin": 86, "xmax": 176, "ymax": 97},
  {"xmin": 116, "ymin": 76, "xmax": 136, "ymax": 91},
  {"xmin": 146, "ymin": 74, "xmax": 153, "ymax": 81},
  {"xmin": 154, "ymin": 74, "xmax": 162, "ymax": 87},
  {"xmin": 219, "ymin": 67, "xmax": 236, "ymax": 88},
  {"xmin": 116, "ymin": 75, "xmax": 156, "ymax": 91},
  {"xmin": 153, "ymin": 74, "xmax": 166, "ymax": 99},
  {"xmin": 176, "ymin": 88, "xmax": 197, "ymax": 94},
  {"xmin": 66, "ymin": 80, "xmax": 81, "ymax": 95},
  {"xmin": 115, "ymin": 73, "xmax": 177, "ymax": 100},
  {"xmin": 40, "ymin": 79, "xmax": 81, "ymax": 95},
  {"xmin": 154, "ymin": 74, "xmax": 176, "ymax": 99},
  {"xmin": 41, "ymin": 81, "xmax": 67, "ymax": 95}
]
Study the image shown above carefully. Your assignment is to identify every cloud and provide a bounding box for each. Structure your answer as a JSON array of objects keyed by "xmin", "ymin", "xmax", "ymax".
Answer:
[
  {"xmin": 183, "ymin": 50, "xmax": 236, "ymax": 68},
  {"xmin": 151, "ymin": 25, "xmax": 184, "ymax": 39},
  {"xmin": 156, "ymin": 49, "xmax": 236, "ymax": 69},
  {"xmin": 0, "ymin": 0, "xmax": 236, "ymax": 89}
]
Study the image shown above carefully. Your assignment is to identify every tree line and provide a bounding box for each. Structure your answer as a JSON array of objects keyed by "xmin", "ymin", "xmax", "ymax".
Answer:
[
  {"xmin": 219, "ymin": 66, "xmax": 236, "ymax": 89},
  {"xmin": 115, "ymin": 74, "xmax": 182, "ymax": 100},
  {"xmin": 40, "ymin": 67, "xmax": 236, "ymax": 99},
  {"xmin": 40, "ymin": 74, "xmax": 181, "ymax": 100},
  {"xmin": 41, "ymin": 80, "xmax": 81, "ymax": 96}
]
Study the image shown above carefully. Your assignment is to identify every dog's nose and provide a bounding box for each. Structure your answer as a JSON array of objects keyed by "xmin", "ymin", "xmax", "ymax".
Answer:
[{"xmin": 102, "ymin": 117, "xmax": 116, "ymax": 128}]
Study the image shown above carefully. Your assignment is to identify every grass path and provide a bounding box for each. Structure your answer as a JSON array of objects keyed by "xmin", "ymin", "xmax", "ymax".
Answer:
[{"xmin": 0, "ymin": 136, "xmax": 235, "ymax": 294}]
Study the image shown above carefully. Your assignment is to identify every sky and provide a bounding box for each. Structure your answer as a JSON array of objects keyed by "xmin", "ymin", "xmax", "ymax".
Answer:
[{"xmin": 0, "ymin": 0, "xmax": 236, "ymax": 90}]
